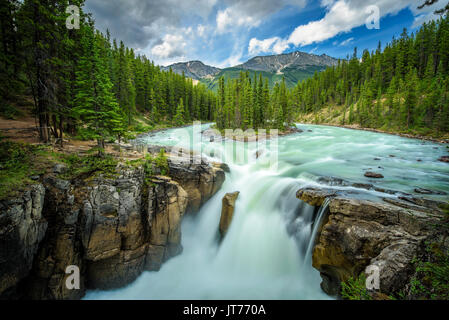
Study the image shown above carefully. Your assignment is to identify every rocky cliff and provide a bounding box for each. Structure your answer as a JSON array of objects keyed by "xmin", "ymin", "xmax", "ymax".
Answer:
[
  {"xmin": 0, "ymin": 157, "xmax": 225, "ymax": 299},
  {"xmin": 297, "ymin": 182, "xmax": 448, "ymax": 297},
  {"xmin": 238, "ymin": 51, "xmax": 338, "ymax": 73},
  {"xmin": 161, "ymin": 61, "xmax": 221, "ymax": 80}
]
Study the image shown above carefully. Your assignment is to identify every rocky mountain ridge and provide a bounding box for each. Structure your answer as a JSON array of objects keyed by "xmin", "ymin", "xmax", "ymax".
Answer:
[
  {"xmin": 237, "ymin": 51, "xmax": 338, "ymax": 73},
  {"xmin": 161, "ymin": 51, "xmax": 340, "ymax": 88},
  {"xmin": 161, "ymin": 60, "xmax": 221, "ymax": 80}
]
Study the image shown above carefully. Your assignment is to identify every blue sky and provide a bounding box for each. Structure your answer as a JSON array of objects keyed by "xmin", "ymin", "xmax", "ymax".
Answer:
[{"xmin": 85, "ymin": 0, "xmax": 447, "ymax": 68}]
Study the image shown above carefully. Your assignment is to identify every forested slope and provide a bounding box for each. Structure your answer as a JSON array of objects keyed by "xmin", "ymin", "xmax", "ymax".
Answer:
[
  {"xmin": 0, "ymin": 0, "xmax": 216, "ymax": 149},
  {"xmin": 294, "ymin": 17, "xmax": 449, "ymax": 138}
]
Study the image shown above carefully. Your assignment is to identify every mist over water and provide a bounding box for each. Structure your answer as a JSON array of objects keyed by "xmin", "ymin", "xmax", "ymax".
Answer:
[{"xmin": 85, "ymin": 124, "xmax": 449, "ymax": 300}]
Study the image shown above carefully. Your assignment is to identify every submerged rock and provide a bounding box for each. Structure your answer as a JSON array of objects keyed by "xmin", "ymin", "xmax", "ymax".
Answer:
[
  {"xmin": 212, "ymin": 162, "xmax": 230, "ymax": 173},
  {"xmin": 414, "ymin": 188, "xmax": 447, "ymax": 195},
  {"xmin": 364, "ymin": 171, "xmax": 384, "ymax": 179},
  {"xmin": 438, "ymin": 156, "xmax": 449, "ymax": 163},
  {"xmin": 219, "ymin": 192, "xmax": 240, "ymax": 237},
  {"xmin": 296, "ymin": 188, "xmax": 338, "ymax": 206}
]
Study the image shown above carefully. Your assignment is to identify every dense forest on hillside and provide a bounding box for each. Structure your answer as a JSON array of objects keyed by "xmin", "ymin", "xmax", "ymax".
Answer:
[
  {"xmin": 215, "ymin": 72, "xmax": 293, "ymax": 131},
  {"xmin": 2, "ymin": 1, "xmax": 449, "ymax": 144},
  {"xmin": 294, "ymin": 16, "xmax": 449, "ymax": 136},
  {"xmin": 0, "ymin": 0, "xmax": 216, "ymax": 151},
  {"xmin": 200, "ymin": 65, "xmax": 326, "ymax": 92},
  {"xmin": 214, "ymin": 16, "xmax": 449, "ymax": 136}
]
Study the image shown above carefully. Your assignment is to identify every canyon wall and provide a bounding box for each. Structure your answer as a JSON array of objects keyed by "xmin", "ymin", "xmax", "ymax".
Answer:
[{"xmin": 0, "ymin": 158, "xmax": 225, "ymax": 299}]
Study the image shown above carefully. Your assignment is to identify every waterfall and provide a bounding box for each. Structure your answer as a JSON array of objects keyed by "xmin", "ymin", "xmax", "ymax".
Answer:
[{"xmin": 86, "ymin": 123, "xmax": 449, "ymax": 300}]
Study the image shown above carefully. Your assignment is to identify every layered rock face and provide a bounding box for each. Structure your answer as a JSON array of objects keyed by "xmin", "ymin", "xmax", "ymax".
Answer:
[
  {"xmin": 0, "ymin": 159, "xmax": 225, "ymax": 300},
  {"xmin": 168, "ymin": 157, "xmax": 226, "ymax": 212},
  {"xmin": 0, "ymin": 185, "xmax": 47, "ymax": 297},
  {"xmin": 297, "ymin": 186, "xmax": 447, "ymax": 297}
]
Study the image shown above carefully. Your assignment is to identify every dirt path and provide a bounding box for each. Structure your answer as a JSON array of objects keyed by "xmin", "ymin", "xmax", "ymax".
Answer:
[{"xmin": 0, "ymin": 116, "xmax": 41, "ymax": 143}]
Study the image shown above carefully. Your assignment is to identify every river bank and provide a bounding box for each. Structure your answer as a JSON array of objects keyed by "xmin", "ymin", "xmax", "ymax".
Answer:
[{"xmin": 300, "ymin": 121, "xmax": 449, "ymax": 144}]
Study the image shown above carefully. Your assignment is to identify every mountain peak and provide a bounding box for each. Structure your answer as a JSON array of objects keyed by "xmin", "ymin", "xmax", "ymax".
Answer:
[
  {"xmin": 161, "ymin": 51, "xmax": 339, "ymax": 89},
  {"xmin": 237, "ymin": 51, "xmax": 339, "ymax": 73},
  {"xmin": 161, "ymin": 61, "xmax": 221, "ymax": 80}
]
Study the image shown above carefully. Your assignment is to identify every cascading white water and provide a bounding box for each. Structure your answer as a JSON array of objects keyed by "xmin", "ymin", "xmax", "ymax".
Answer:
[
  {"xmin": 303, "ymin": 198, "xmax": 331, "ymax": 267},
  {"xmin": 85, "ymin": 124, "xmax": 449, "ymax": 300}
]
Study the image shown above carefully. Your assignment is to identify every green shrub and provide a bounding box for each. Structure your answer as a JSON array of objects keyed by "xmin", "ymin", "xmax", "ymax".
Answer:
[
  {"xmin": 74, "ymin": 127, "xmax": 98, "ymax": 141},
  {"xmin": 141, "ymin": 149, "xmax": 169, "ymax": 184},
  {"xmin": 341, "ymin": 274, "xmax": 372, "ymax": 300},
  {"xmin": 62, "ymin": 153, "xmax": 118, "ymax": 179},
  {"xmin": 0, "ymin": 103, "xmax": 24, "ymax": 120},
  {"xmin": 409, "ymin": 243, "xmax": 449, "ymax": 300},
  {"xmin": 154, "ymin": 149, "xmax": 169, "ymax": 176},
  {"xmin": 0, "ymin": 141, "xmax": 46, "ymax": 199}
]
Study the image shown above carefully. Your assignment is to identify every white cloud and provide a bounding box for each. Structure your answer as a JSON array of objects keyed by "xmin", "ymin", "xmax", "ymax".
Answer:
[
  {"xmin": 216, "ymin": 0, "xmax": 307, "ymax": 34},
  {"xmin": 215, "ymin": 53, "xmax": 245, "ymax": 68},
  {"xmin": 151, "ymin": 34, "xmax": 187, "ymax": 59},
  {"xmin": 197, "ymin": 24, "xmax": 206, "ymax": 37},
  {"xmin": 410, "ymin": 0, "xmax": 448, "ymax": 28},
  {"xmin": 309, "ymin": 46, "xmax": 319, "ymax": 54},
  {"xmin": 320, "ymin": 0, "xmax": 336, "ymax": 8},
  {"xmin": 248, "ymin": 37, "xmax": 290, "ymax": 55},
  {"xmin": 339, "ymin": 37, "xmax": 354, "ymax": 46},
  {"xmin": 249, "ymin": 0, "xmax": 430, "ymax": 56},
  {"xmin": 216, "ymin": 7, "xmax": 259, "ymax": 33}
]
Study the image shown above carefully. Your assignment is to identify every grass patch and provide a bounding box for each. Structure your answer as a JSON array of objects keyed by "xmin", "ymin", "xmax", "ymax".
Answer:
[
  {"xmin": 409, "ymin": 243, "xmax": 449, "ymax": 300},
  {"xmin": 125, "ymin": 149, "xmax": 169, "ymax": 184},
  {"xmin": 60, "ymin": 152, "xmax": 119, "ymax": 180},
  {"xmin": 0, "ymin": 140, "xmax": 51, "ymax": 199},
  {"xmin": 341, "ymin": 274, "xmax": 373, "ymax": 300}
]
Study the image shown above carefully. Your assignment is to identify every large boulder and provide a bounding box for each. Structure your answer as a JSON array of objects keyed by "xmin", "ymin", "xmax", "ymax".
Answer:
[{"xmin": 219, "ymin": 192, "xmax": 240, "ymax": 237}]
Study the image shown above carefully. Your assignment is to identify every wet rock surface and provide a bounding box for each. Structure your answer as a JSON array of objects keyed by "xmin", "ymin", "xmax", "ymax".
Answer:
[
  {"xmin": 438, "ymin": 156, "xmax": 449, "ymax": 163},
  {"xmin": 364, "ymin": 172, "xmax": 384, "ymax": 179}
]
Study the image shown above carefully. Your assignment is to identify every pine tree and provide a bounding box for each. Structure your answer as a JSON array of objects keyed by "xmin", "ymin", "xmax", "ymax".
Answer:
[
  {"xmin": 73, "ymin": 21, "xmax": 124, "ymax": 155},
  {"xmin": 173, "ymin": 98, "xmax": 185, "ymax": 126}
]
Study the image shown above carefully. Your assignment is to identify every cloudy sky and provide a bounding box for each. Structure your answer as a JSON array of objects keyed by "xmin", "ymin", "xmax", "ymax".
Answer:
[{"xmin": 85, "ymin": 0, "xmax": 447, "ymax": 68}]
